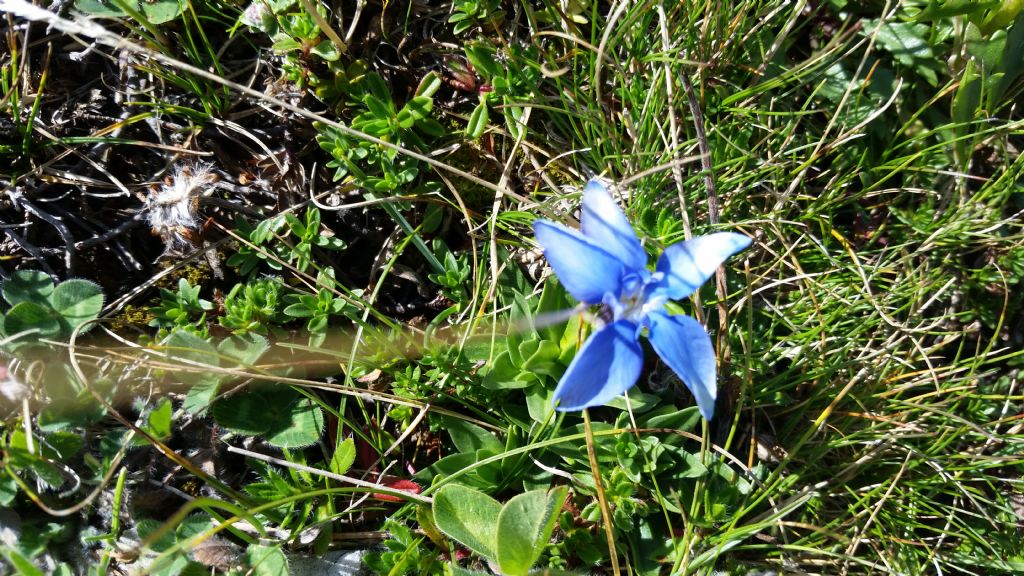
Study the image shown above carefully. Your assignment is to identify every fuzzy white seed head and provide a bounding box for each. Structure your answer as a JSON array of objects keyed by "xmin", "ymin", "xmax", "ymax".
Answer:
[
  {"xmin": 146, "ymin": 163, "xmax": 218, "ymax": 255},
  {"xmin": 0, "ymin": 364, "xmax": 26, "ymax": 403}
]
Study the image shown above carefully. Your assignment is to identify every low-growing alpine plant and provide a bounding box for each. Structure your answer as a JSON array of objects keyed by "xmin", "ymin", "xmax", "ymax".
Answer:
[{"xmin": 533, "ymin": 179, "xmax": 750, "ymax": 420}]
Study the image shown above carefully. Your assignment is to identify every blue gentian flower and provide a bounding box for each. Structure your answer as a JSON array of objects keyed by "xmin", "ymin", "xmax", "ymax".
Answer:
[{"xmin": 533, "ymin": 179, "xmax": 750, "ymax": 420}]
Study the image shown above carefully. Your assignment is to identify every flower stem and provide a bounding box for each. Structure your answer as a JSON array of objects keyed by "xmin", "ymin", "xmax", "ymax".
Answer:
[{"xmin": 583, "ymin": 408, "xmax": 620, "ymax": 576}]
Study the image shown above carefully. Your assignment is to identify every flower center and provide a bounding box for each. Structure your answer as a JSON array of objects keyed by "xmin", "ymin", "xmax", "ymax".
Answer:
[{"xmin": 602, "ymin": 270, "xmax": 667, "ymax": 324}]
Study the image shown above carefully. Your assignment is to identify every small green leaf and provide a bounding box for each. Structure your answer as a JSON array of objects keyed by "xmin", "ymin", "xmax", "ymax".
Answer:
[
  {"xmin": 975, "ymin": 0, "xmax": 1024, "ymax": 35},
  {"xmin": 416, "ymin": 71, "xmax": 442, "ymax": 98},
  {"xmin": 465, "ymin": 43, "xmax": 501, "ymax": 79},
  {"xmin": 252, "ymin": 215, "xmax": 285, "ymax": 244},
  {"xmin": 432, "ymin": 484, "xmax": 501, "ymax": 561},
  {"xmin": 329, "ymin": 437, "xmax": 356, "ymax": 475},
  {"xmin": 311, "ymin": 39, "xmax": 340, "ymax": 61},
  {"xmin": 914, "ymin": 0, "xmax": 999, "ymax": 20},
  {"xmin": 41, "ymin": 431, "xmax": 84, "ymax": 460},
  {"xmin": 74, "ymin": 0, "xmax": 127, "ymax": 17},
  {"xmin": 495, "ymin": 486, "xmax": 567, "ymax": 576},
  {"xmin": 3, "ymin": 270, "xmax": 54, "ymax": 306},
  {"xmin": 417, "ymin": 117, "xmax": 447, "ymax": 138},
  {"xmin": 522, "ymin": 339, "xmax": 560, "ymax": 374},
  {"xmin": 503, "ymin": 100, "xmax": 526, "ymax": 140},
  {"xmin": 364, "ymin": 94, "xmax": 393, "ymax": 119},
  {"xmin": 0, "ymin": 473, "xmax": 18, "ymax": 506},
  {"xmin": 675, "ymin": 450, "xmax": 709, "ymax": 479},
  {"xmin": 213, "ymin": 388, "xmax": 275, "ymax": 437},
  {"xmin": 3, "ymin": 301, "xmax": 61, "ymax": 340},
  {"xmin": 285, "ymin": 213, "xmax": 307, "ymax": 237},
  {"xmin": 444, "ymin": 417, "xmax": 504, "ymax": 454},
  {"xmin": 145, "ymin": 398, "xmax": 173, "ymax": 442},
  {"xmin": 466, "ymin": 99, "xmax": 489, "ymax": 138},
  {"xmin": 272, "ymin": 36, "xmax": 303, "ymax": 52},
  {"xmin": 483, "ymin": 351, "xmax": 528, "ymax": 390},
  {"xmin": 307, "ymin": 315, "xmax": 328, "ymax": 333},
  {"xmin": 644, "ymin": 406, "xmax": 701, "ymax": 434},
  {"xmin": 245, "ymin": 544, "xmax": 289, "ymax": 576},
  {"xmin": 397, "ymin": 96, "xmax": 433, "ymax": 128},
  {"xmin": 140, "ymin": 0, "xmax": 185, "ymax": 24},
  {"xmin": 524, "ymin": 383, "xmax": 555, "ymax": 424},
  {"xmin": 283, "ymin": 303, "xmax": 315, "ymax": 318},
  {"xmin": 0, "ymin": 548, "xmax": 45, "ymax": 576},
  {"xmin": 218, "ymin": 333, "xmax": 270, "ymax": 366}
]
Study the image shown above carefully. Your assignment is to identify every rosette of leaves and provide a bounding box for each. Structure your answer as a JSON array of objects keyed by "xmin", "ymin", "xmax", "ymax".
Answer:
[
  {"xmin": 463, "ymin": 42, "xmax": 541, "ymax": 140},
  {"xmin": 317, "ymin": 71, "xmax": 445, "ymax": 194},
  {"xmin": 449, "ymin": 0, "xmax": 504, "ymax": 35},
  {"xmin": 427, "ymin": 239, "xmax": 471, "ymax": 305},
  {"xmin": 149, "ymin": 278, "xmax": 213, "ymax": 338},
  {"xmin": 219, "ymin": 277, "xmax": 288, "ymax": 335},
  {"xmin": 282, "ymin": 269, "xmax": 361, "ymax": 346},
  {"xmin": 227, "ymin": 207, "xmax": 345, "ymax": 277},
  {"xmin": 0, "ymin": 270, "xmax": 104, "ymax": 346}
]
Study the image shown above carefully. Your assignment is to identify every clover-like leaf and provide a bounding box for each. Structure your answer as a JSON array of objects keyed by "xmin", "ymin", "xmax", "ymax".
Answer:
[
  {"xmin": 3, "ymin": 301, "xmax": 61, "ymax": 340},
  {"xmin": 49, "ymin": 279, "xmax": 104, "ymax": 334},
  {"xmin": 265, "ymin": 395, "xmax": 325, "ymax": 448},
  {"xmin": 2, "ymin": 270, "xmax": 53, "ymax": 307}
]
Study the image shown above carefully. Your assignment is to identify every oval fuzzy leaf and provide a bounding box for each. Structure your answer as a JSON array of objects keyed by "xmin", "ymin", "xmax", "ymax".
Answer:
[
  {"xmin": 495, "ymin": 486, "xmax": 567, "ymax": 576},
  {"xmin": 432, "ymin": 484, "xmax": 501, "ymax": 561},
  {"xmin": 74, "ymin": 0, "xmax": 127, "ymax": 17},
  {"xmin": 49, "ymin": 279, "xmax": 104, "ymax": 333},
  {"xmin": 212, "ymin": 387, "xmax": 277, "ymax": 436}
]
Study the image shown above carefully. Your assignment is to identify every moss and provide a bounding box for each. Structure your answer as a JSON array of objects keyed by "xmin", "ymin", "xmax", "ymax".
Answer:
[
  {"xmin": 108, "ymin": 304, "xmax": 154, "ymax": 333},
  {"xmin": 153, "ymin": 263, "xmax": 212, "ymax": 291}
]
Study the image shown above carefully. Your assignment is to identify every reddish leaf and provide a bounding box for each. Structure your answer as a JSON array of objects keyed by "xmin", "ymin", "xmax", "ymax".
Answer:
[{"xmin": 373, "ymin": 479, "xmax": 421, "ymax": 502}]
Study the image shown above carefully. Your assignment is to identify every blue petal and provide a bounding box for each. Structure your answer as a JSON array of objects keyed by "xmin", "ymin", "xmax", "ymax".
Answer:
[
  {"xmin": 534, "ymin": 220, "xmax": 625, "ymax": 304},
  {"xmin": 581, "ymin": 180, "xmax": 647, "ymax": 271},
  {"xmin": 654, "ymin": 232, "xmax": 751, "ymax": 300},
  {"xmin": 553, "ymin": 320, "xmax": 643, "ymax": 411},
  {"xmin": 646, "ymin": 311, "xmax": 717, "ymax": 420}
]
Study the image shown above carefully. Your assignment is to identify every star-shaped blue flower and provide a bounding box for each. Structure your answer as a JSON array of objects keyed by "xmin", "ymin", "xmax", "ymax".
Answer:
[{"xmin": 532, "ymin": 179, "xmax": 750, "ymax": 420}]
